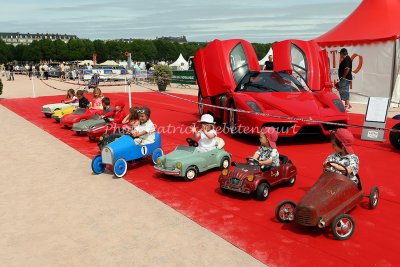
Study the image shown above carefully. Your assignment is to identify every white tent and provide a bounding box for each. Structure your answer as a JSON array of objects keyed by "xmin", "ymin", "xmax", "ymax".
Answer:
[
  {"xmin": 258, "ymin": 48, "xmax": 273, "ymax": 66},
  {"xmin": 169, "ymin": 53, "xmax": 189, "ymax": 70},
  {"xmin": 315, "ymin": 0, "xmax": 400, "ymax": 105},
  {"xmin": 78, "ymin": 60, "xmax": 94, "ymax": 66},
  {"xmin": 98, "ymin": 60, "xmax": 119, "ymax": 66}
]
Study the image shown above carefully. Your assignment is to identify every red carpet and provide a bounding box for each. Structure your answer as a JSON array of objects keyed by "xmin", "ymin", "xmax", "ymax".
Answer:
[{"xmin": 1, "ymin": 92, "xmax": 400, "ymax": 266}]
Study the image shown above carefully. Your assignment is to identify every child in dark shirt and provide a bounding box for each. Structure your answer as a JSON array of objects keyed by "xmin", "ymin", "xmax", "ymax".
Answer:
[{"xmin": 76, "ymin": 90, "xmax": 90, "ymax": 109}]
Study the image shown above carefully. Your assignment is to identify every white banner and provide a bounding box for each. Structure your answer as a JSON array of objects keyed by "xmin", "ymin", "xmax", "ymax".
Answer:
[{"xmin": 323, "ymin": 41, "xmax": 395, "ymax": 104}]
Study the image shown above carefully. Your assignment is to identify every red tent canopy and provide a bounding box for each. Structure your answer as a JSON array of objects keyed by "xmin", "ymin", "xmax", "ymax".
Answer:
[{"xmin": 315, "ymin": 0, "xmax": 400, "ymax": 47}]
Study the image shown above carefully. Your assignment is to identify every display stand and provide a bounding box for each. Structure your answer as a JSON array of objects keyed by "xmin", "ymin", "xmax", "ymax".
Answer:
[{"xmin": 361, "ymin": 97, "xmax": 390, "ymax": 142}]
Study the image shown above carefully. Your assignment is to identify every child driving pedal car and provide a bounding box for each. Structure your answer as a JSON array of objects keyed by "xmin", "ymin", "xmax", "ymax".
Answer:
[
  {"xmin": 191, "ymin": 114, "xmax": 217, "ymax": 152},
  {"xmin": 130, "ymin": 106, "xmax": 155, "ymax": 145},
  {"xmin": 252, "ymin": 127, "xmax": 280, "ymax": 170},
  {"xmin": 323, "ymin": 128, "xmax": 359, "ymax": 185}
]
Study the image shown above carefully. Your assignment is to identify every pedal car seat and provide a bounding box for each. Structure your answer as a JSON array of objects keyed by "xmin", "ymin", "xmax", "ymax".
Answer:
[{"xmin": 279, "ymin": 155, "xmax": 289, "ymax": 164}]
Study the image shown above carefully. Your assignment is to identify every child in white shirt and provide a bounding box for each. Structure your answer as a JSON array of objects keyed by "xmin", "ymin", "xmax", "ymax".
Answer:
[{"xmin": 192, "ymin": 114, "xmax": 217, "ymax": 152}]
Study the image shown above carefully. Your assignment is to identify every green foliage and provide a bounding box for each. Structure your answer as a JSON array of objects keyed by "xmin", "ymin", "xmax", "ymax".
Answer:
[
  {"xmin": 153, "ymin": 64, "xmax": 173, "ymax": 85},
  {"xmin": 252, "ymin": 42, "xmax": 273, "ymax": 60},
  {"xmin": 0, "ymin": 78, "xmax": 3, "ymax": 95},
  {"xmin": 0, "ymin": 37, "xmax": 272, "ymax": 64}
]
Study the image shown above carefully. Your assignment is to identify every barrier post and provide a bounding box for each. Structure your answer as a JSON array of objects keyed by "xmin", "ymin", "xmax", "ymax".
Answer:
[
  {"xmin": 128, "ymin": 80, "xmax": 132, "ymax": 108},
  {"xmin": 124, "ymin": 76, "xmax": 127, "ymax": 93},
  {"xmin": 31, "ymin": 73, "xmax": 36, "ymax": 98}
]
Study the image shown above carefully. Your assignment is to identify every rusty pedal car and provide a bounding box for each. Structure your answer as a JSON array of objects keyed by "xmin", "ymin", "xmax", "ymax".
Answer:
[
  {"xmin": 219, "ymin": 155, "xmax": 297, "ymax": 201},
  {"xmin": 275, "ymin": 162, "xmax": 379, "ymax": 240}
]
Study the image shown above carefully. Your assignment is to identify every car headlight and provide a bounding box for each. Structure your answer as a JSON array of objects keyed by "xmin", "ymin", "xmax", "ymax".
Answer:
[
  {"xmin": 157, "ymin": 158, "xmax": 161, "ymax": 165},
  {"xmin": 247, "ymin": 175, "xmax": 254, "ymax": 182},
  {"xmin": 221, "ymin": 169, "xmax": 229, "ymax": 176},
  {"xmin": 246, "ymin": 101, "xmax": 262, "ymax": 113},
  {"xmin": 176, "ymin": 162, "xmax": 182, "ymax": 169},
  {"xmin": 99, "ymin": 136, "xmax": 104, "ymax": 140}
]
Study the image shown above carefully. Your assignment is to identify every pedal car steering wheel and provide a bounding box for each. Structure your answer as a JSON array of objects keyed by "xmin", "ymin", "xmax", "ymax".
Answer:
[
  {"xmin": 246, "ymin": 156, "xmax": 260, "ymax": 165},
  {"xmin": 186, "ymin": 137, "xmax": 198, "ymax": 147},
  {"xmin": 325, "ymin": 161, "xmax": 349, "ymax": 176}
]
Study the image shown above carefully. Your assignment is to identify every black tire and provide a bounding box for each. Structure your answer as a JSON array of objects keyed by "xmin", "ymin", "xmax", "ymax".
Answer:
[
  {"xmin": 44, "ymin": 113, "xmax": 52, "ymax": 118},
  {"xmin": 286, "ymin": 176, "xmax": 296, "ymax": 187},
  {"xmin": 369, "ymin": 186, "xmax": 379, "ymax": 209},
  {"xmin": 184, "ymin": 166, "xmax": 198, "ymax": 181},
  {"xmin": 220, "ymin": 156, "xmax": 230, "ymax": 170},
  {"xmin": 198, "ymin": 91, "xmax": 204, "ymax": 116},
  {"xmin": 228, "ymin": 102, "xmax": 238, "ymax": 136},
  {"xmin": 255, "ymin": 183, "xmax": 270, "ymax": 201},
  {"xmin": 331, "ymin": 214, "xmax": 355, "ymax": 240},
  {"xmin": 389, "ymin": 123, "xmax": 400, "ymax": 149},
  {"xmin": 275, "ymin": 200, "xmax": 296, "ymax": 223},
  {"xmin": 220, "ymin": 185, "xmax": 230, "ymax": 194}
]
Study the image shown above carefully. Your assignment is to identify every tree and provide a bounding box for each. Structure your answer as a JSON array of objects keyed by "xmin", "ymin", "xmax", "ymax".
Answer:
[{"xmin": 0, "ymin": 40, "xmax": 12, "ymax": 63}]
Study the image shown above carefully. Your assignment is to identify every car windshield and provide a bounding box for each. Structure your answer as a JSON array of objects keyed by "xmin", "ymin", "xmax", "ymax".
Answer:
[
  {"xmin": 237, "ymin": 71, "xmax": 310, "ymax": 93},
  {"xmin": 176, "ymin": 146, "xmax": 196, "ymax": 153}
]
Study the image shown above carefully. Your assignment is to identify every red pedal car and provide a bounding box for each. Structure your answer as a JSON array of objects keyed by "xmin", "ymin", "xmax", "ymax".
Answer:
[
  {"xmin": 194, "ymin": 39, "xmax": 348, "ymax": 136},
  {"xmin": 275, "ymin": 162, "xmax": 379, "ymax": 240},
  {"xmin": 60, "ymin": 108, "xmax": 102, "ymax": 129},
  {"xmin": 219, "ymin": 155, "xmax": 297, "ymax": 201}
]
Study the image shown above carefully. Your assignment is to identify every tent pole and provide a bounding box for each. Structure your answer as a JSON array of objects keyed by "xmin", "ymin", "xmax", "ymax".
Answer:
[{"xmin": 389, "ymin": 39, "xmax": 398, "ymax": 100}]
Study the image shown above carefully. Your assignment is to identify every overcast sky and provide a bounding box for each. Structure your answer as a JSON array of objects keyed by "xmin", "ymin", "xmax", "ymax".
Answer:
[{"xmin": 0, "ymin": 0, "xmax": 362, "ymax": 43}]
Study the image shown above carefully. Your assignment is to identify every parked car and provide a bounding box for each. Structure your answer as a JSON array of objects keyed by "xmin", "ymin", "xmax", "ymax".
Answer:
[
  {"xmin": 60, "ymin": 108, "xmax": 102, "ymax": 129},
  {"xmin": 194, "ymin": 39, "xmax": 348, "ymax": 136},
  {"xmin": 154, "ymin": 137, "xmax": 231, "ymax": 181},
  {"xmin": 389, "ymin": 114, "xmax": 400, "ymax": 149},
  {"xmin": 275, "ymin": 162, "xmax": 379, "ymax": 240},
  {"xmin": 41, "ymin": 102, "xmax": 78, "ymax": 118},
  {"xmin": 91, "ymin": 133, "xmax": 163, "ymax": 178},
  {"xmin": 52, "ymin": 105, "xmax": 77, "ymax": 122},
  {"xmin": 219, "ymin": 155, "xmax": 297, "ymax": 200}
]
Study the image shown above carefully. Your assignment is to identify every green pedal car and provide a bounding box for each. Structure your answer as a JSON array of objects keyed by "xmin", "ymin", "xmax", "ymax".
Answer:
[{"xmin": 154, "ymin": 137, "xmax": 231, "ymax": 181}]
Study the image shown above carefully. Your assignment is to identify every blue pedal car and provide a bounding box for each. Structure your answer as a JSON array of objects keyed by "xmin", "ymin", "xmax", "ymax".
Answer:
[{"xmin": 91, "ymin": 132, "xmax": 163, "ymax": 178}]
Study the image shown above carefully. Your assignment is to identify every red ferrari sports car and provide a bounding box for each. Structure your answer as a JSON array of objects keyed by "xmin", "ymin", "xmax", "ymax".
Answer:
[
  {"xmin": 60, "ymin": 108, "xmax": 102, "ymax": 129},
  {"xmin": 194, "ymin": 39, "xmax": 348, "ymax": 136}
]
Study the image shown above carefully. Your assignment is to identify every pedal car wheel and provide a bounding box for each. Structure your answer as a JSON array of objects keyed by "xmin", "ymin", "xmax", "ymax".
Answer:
[
  {"xmin": 228, "ymin": 102, "xmax": 238, "ymax": 135},
  {"xmin": 113, "ymin": 158, "xmax": 128, "ymax": 178},
  {"xmin": 184, "ymin": 166, "xmax": 198, "ymax": 181},
  {"xmin": 369, "ymin": 186, "xmax": 379, "ymax": 209},
  {"xmin": 44, "ymin": 113, "xmax": 52, "ymax": 118},
  {"xmin": 198, "ymin": 91, "xmax": 204, "ymax": 115},
  {"xmin": 91, "ymin": 155, "xmax": 105, "ymax": 174},
  {"xmin": 389, "ymin": 123, "xmax": 400, "ymax": 149},
  {"xmin": 220, "ymin": 156, "xmax": 230, "ymax": 170},
  {"xmin": 286, "ymin": 176, "xmax": 296, "ymax": 187},
  {"xmin": 255, "ymin": 183, "xmax": 270, "ymax": 201},
  {"xmin": 275, "ymin": 200, "xmax": 296, "ymax": 223},
  {"xmin": 331, "ymin": 214, "xmax": 355, "ymax": 240},
  {"xmin": 152, "ymin": 148, "xmax": 164, "ymax": 164}
]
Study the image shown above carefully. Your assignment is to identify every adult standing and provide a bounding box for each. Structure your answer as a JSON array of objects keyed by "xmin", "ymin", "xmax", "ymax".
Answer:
[
  {"xmin": 338, "ymin": 48, "xmax": 353, "ymax": 110},
  {"xmin": 263, "ymin": 55, "xmax": 274, "ymax": 71}
]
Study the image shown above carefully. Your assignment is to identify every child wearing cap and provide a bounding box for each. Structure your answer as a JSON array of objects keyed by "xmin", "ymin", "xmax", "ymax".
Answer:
[
  {"xmin": 130, "ymin": 106, "xmax": 155, "ymax": 145},
  {"xmin": 102, "ymin": 101, "xmax": 126, "ymax": 124},
  {"xmin": 252, "ymin": 127, "xmax": 280, "ymax": 169},
  {"xmin": 323, "ymin": 128, "xmax": 359, "ymax": 185},
  {"xmin": 191, "ymin": 114, "xmax": 217, "ymax": 152}
]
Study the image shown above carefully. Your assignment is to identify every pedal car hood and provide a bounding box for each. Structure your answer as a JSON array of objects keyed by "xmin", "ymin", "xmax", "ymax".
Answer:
[
  {"xmin": 245, "ymin": 91, "xmax": 323, "ymax": 117},
  {"xmin": 164, "ymin": 146, "xmax": 197, "ymax": 161}
]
